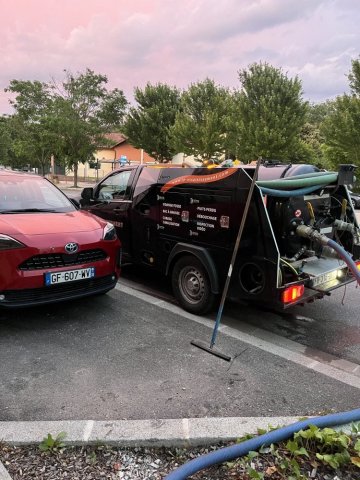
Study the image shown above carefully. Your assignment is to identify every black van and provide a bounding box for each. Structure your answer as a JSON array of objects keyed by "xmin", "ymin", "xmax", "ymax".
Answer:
[{"xmin": 80, "ymin": 163, "xmax": 360, "ymax": 314}]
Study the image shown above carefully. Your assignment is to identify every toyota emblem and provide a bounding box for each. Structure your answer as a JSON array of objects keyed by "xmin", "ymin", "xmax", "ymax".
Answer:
[{"xmin": 65, "ymin": 242, "xmax": 79, "ymax": 254}]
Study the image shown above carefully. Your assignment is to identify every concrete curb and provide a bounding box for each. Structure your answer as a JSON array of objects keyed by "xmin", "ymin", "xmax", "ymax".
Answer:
[
  {"xmin": 0, "ymin": 417, "xmax": 301, "ymax": 448},
  {"xmin": 0, "ymin": 462, "xmax": 11, "ymax": 480},
  {"xmin": 1, "ymin": 416, "xmax": 357, "ymax": 480},
  {"xmin": 0, "ymin": 416, "xmax": 302, "ymax": 478}
]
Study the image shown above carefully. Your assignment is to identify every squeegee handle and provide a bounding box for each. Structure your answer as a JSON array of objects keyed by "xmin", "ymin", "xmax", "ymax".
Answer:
[{"xmin": 210, "ymin": 158, "xmax": 262, "ymax": 348}]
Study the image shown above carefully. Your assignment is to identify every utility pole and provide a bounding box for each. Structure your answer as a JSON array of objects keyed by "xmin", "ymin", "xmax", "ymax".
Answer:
[{"xmin": 50, "ymin": 154, "xmax": 55, "ymax": 180}]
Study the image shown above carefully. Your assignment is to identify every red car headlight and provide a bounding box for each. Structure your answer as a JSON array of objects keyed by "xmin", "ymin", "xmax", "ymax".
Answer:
[
  {"xmin": 0, "ymin": 234, "xmax": 26, "ymax": 251},
  {"xmin": 103, "ymin": 223, "xmax": 117, "ymax": 241}
]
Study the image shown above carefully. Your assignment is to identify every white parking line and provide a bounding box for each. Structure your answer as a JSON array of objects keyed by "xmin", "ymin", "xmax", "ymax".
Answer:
[
  {"xmin": 83, "ymin": 420, "xmax": 94, "ymax": 442},
  {"xmin": 114, "ymin": 284, "xmax": 360, "ymax": 390}
]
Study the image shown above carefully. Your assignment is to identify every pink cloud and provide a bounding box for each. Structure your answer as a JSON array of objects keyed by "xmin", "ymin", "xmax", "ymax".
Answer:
[{"xmin": 0, "ymin": 0, "xmax": 359, "ymax": 114}]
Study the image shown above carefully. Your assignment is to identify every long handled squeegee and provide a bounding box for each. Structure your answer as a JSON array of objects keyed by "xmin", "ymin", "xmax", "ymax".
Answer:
[{"xmin": 191, "ymin": 157, "xmax": 262, "ymax": 361}]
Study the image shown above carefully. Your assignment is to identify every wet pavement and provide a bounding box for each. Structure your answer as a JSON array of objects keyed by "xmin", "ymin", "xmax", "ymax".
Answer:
[{"xmin": 0, "ymin": 285, "xmax": 359, "ymax": 422}]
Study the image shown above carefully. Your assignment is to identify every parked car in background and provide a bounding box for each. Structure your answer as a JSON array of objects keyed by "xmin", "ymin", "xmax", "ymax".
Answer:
[
  {"xmin": 349, "ymin": 191, "xmax": 360, "ymax": 209},
  {"xmin": 0, "ymin": 170, "xmax": 120, "ymax": 308}
]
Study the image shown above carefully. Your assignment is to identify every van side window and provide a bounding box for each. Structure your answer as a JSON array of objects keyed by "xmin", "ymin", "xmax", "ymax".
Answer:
[
  {"xmin": 133, "ymin": 168, "xmax": 160, "ymax": 199},
  {"xmin": 96, "ymin": 170, "xmax": 132, "ymax": 200}
]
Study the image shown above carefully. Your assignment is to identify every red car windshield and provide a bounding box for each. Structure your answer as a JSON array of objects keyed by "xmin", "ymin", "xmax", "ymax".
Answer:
[{"xmin": 0, "ymin": 175, "xmax": 76, "ymax": 213}]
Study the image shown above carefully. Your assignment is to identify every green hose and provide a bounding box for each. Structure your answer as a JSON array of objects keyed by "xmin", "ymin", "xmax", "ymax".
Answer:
[
  {"xmin": 277, "ymin": 171, "xmax": 336, "ymax": 180},
  {"xmin": 256, "ymin": 172, "xmax": 338, "ymax": 190}
]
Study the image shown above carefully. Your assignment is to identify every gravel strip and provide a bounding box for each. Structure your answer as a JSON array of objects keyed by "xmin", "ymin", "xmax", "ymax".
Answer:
[
  {"xmin": 1, "ymin": 444, "xmax": 228, "ymax": 479},
  {"xmin": 1, "ymin": 442, "xmax": 358, "ymax": 479}
]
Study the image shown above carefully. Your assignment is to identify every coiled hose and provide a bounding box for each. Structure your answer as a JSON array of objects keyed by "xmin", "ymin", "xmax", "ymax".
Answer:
[
  {"xmin": 165, "ymin": 408, "xmax": 360, "ymax": 479},
  {"xmin": 258, "ymin": 185, "xmax": 324, "ymax": 197},
  {"xmin": 257, "ymin": 172, "xmax": 338, "ymax": 190},
  {"xmin": 255, "ymin": 171, "xmax": 338, "ymax": 197}
]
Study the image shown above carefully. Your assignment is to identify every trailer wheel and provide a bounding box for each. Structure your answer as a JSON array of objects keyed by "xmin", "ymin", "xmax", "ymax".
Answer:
[{"xmin": 172, "ymin": 255, "xmax": 216, "ymax": 315}]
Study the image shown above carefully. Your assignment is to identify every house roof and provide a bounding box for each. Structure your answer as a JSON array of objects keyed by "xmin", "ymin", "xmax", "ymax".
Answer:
[{"xmin": 100, "ymin": 133, "xmax": 127, "ymax": 148}]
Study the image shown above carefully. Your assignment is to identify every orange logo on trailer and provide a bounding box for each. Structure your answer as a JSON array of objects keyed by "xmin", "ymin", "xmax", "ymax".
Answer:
[{"xmin": 160, "ymin": 168, "xmax": 238, "ymax": 193}]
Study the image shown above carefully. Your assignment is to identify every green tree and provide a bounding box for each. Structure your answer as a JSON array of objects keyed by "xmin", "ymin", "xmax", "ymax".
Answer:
[
  {"xmin": 306, "ymin": 102, "xmax": 333, "ymax": 125},
  {"xmin": 12, "ymin": 116, "xmax": 56, "ymax": 174},
  {"xmin": 223, "ymin": 90, "xmax": 242, "ymax": 160},
  {"xmin": 348, "ymin": 57, "xmax": 360, "ymax": 96},
  {"xmin": 322, "ymin": 58, "xmax": 360, "ymax": 169},
  {"xmin": 98, "ymin": 88, "xmax": 128, "ymax": 129},
  {"xmin": 50, "ymin": 69, "xmax": 128, "ymax": 185},
  {"xmin": 169, "ymin": 78, "xmax": 231, "ymax": 161},
  {"xmin": 0, "ymin": 116, "xmax": 13, "ymax": 166},
  {"xmin": 5, "ymin": 80, "xmax": 56, "ymax": 174},
  {"xmin": 6, "ymin": 69, "xmax": 128, "ymax": 185},
  {"xmin": 235, "ymin": 62, "xmax": 307, "ymax": 162},
  {"xmin": 0, "ymin": 115, "xmax": 33, "ymax": 170},
  {"xmin": 123, "ymin": 82, "xmax": 181, "ymax": 162},
  {"xmin": 295, "ymin": 102, "xmax": 333, "ymax": 169},
  {"xmin": 322, "ymin": 95, "xmax": 360, "ymax": 167}
]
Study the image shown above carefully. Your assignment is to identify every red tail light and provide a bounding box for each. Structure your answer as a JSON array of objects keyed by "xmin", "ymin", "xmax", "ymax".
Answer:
[
  {"xmin": 282, "ymin": 284, "xmax": 304, "ymax": 303},
  {"xmin": 356, "ymin": 261, "xmax": 360, "ymax": 271}
]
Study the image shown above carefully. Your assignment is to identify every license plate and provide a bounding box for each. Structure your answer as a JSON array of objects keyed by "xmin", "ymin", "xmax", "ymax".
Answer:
[
  {"xmin": 45, "ymin": 267, "xmax": 95, "ymax": 285},
  {"xmin": 311, "ymin": 270, "xmax": 337, "ymax": 288}
]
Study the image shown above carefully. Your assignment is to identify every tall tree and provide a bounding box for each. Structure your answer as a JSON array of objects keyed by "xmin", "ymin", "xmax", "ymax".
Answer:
[
  {"xmin": 123, "ymin": 83, "xmax": 181, "ymax": 162},
  {"xmin": 322, "ymin": 58, "xmax": 360, "ymax": 168},
  {"xmin": 295, "ymin": 102, "xmax": 333, "ymax": 169},
  {"xmin": 348, "ymin": 57, "xmax": 360, "ymax": 96},
  {"xmin": 5, "ymin": 80, "xmax": 56, "ymax": 174},
  {"xmin": 223, "ymin": 90, "xmax": 242, "ymax": 160},
  {"xmin": 0, "ymin": 116, "xmax": 12, "ymax": 166},
  {"xmin": 6, "ymin": 69, "xmax": 128, "ymax": 185},
  {"xmin": 169, "ymin": 78, "xmax": 231, "ymax": 161},
  {"xmin": 171, "ymin": 78, "xmax": 230, "ymax": 160},
  {"xmin": 322, "ymin": 96, "xmax": 360, "ymax": 167},
  {"xmin": 235, "ymin": 62, "xmax": 307, "ymax": 162},
  {"xmin": 50, "ymin": 69, "xmax": 128, "ymax": 185}
]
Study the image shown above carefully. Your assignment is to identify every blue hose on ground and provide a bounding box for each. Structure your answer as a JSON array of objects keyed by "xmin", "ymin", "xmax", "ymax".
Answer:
[
  {"xmin": 327, "ymin": 238, "xmax": 360, "ymax": 286},
  {"xmin": 165, "ymin": 408, "xmax": 360, "ymax": 479},
  {"xmin": 258, "ymin": 184, "xmax": 324, "ymax": 197}
]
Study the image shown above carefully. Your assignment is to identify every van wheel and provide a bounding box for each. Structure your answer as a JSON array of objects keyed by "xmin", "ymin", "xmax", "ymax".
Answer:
[{"xmin": 171, "ymin": 256, "xmax": 215, "ymax": 315}]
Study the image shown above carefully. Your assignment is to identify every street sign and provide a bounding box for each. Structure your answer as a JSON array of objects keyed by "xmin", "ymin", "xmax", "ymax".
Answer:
[{"xmin": 119, "ymin": 155, "xmax": 128, "ymax": 166}]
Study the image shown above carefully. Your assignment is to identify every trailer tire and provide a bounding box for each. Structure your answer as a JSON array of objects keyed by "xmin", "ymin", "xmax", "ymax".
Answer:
[{"xmin": 171, "ymin": 255, "xmax": 216, "ymax": 315}]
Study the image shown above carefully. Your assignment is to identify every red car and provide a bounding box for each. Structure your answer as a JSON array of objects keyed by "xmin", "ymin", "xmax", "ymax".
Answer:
[{"xmin": 0, "ymin": 169, "xmax": 121, "ymax": 308}]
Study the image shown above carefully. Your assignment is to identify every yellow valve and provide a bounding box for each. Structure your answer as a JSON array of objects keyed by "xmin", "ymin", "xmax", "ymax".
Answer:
[
  {"xmin": 340, "ymin": 198, "xmax": 347, "ymax": 220},
  {"xmin": 306, "ymin": 201, "xmax": 315, "ymax": 226}
]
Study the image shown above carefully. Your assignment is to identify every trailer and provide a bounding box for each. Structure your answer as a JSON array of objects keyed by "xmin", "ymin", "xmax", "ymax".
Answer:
[{"xmin": 80, "ymin": 161, "xmax": 360, "ymax": 314}]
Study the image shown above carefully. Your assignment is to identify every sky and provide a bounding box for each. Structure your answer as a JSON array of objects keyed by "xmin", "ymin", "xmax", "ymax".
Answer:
[{"xmin": 0, "ymin": 0, "xmax": 359, "ymax": 114}]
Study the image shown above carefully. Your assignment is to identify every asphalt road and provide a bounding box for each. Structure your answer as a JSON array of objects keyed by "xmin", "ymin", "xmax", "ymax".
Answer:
[
  {"xmin": 0, "ymin": 280, "xmax": 359, "ymax": 422},
  {"xmin": 1, "ymin": 195, "xmax": 358, "ymax": 422},
  {"xmin": 120, "ymin": 264, "xmax": 360, "ymax": 364}
]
